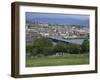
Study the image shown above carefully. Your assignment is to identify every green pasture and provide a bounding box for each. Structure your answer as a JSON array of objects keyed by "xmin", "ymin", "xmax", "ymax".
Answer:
[{"xmin": 26, "ymin": 53, "xmax": 89, "ymax": 67}]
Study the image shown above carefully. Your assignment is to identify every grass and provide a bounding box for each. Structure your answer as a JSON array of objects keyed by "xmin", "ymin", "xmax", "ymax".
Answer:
[{"xmin": 26, "ymin": 53, "xmax": 89, "ymax": 67}]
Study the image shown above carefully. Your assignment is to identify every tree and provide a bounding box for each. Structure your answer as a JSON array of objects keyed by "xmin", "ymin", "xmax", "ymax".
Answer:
[
  {"xmin": 31, "ymin": 37, "xmax": 53, "ymax": 56},
  {"xmin": 81, "ymin": 39, "xmax": 89, "ymax": 53},
  {"xmin": 26, "ymin": 45, "xmax": 33, "ymax": 54},
  {"xmin": 26, "ymin": 45, "xmax": 34, "ymax": 57},
  {"xmin": 69, "ymin": 44, "xmax": 80, "ymax": 54},
  {"xmin": 53, "ymin": 42, "xmax": 68, "ymax": 54},
  {"xmin": 43, "ymin": 47, "xmax": 53, "ymax": 56},
  {"xmin": 32, "ymin": 47, "xmax": 45, "ymax": 57},
  {"xmin": 33, "ymin": 37, "xmax": 53, "ymax": 48}
]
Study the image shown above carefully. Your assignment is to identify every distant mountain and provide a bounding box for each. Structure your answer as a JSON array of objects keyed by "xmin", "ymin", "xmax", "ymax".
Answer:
[{"xmin": 26, "ymin": 17, "xmax": 89, "ymax": 27}]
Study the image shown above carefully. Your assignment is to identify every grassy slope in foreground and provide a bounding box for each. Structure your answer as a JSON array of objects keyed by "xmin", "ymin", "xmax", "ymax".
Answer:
[{"xmin": 26, "ymin": 53, "xmax": 89, "ymax": 67}]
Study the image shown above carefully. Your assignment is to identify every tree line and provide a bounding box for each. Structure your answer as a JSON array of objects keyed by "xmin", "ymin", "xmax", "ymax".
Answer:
[{"xmin": 26, "ymin": 37, "xmax": 89, "ymax": 57}]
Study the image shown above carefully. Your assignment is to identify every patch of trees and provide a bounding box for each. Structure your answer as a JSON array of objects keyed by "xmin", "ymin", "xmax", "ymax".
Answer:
[
  {"xmin": 26, "ymin": 37, "xmax": 89, "ymax": 57},
  {"xmin": 81, "ymin": 39, "xmax": 89, "ymax": 53}
]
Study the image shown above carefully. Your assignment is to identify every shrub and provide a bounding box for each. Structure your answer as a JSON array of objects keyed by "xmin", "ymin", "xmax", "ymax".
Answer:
[
  {"xmin": 69, "ymin": 44, "xmax": 80, "ymax": 54},
  {"xmin": 81, "ymin": 39, "xmax": 89, "ymax": 53},
  {"xmin": 53, "ymin": 42, "xmax": 68, "ymax": 53},
  {"xmin": 31, "ymin": 37, "xmax": 53, "ymax": 56}
]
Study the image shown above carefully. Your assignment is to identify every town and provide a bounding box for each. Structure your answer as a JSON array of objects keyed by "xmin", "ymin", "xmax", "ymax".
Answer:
[{"xmin": 26, "ymin": 22, "xmax": 89, "ymax": 45}]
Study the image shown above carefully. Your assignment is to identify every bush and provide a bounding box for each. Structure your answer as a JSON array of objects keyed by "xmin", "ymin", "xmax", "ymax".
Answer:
[
  {"xmin": 33, "ymin": 37, "xmax": 53, "ymax": 48},
  {"xmin": 26, "ymin": 45, "xmax": 33, "ymax": 54},
  {"xmin": 31, "ymin": 37, "xmax": 53, "ymax": 56},
  {"xmin": 53, "ymin": 42, "xmax": 68, "ymax": 54},
  {"xmin": 69, "ymin": 45, "xmax": 80, "ymax": 54},
  {"xmin": 81, "ymin": 39, "xmax": 89, "ymax": 53}
]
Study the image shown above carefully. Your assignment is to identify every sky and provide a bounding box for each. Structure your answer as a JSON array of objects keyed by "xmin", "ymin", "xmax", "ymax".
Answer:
[{"xmin": 26, "ymin": 12, "xmax": 90, "ymax": 27}]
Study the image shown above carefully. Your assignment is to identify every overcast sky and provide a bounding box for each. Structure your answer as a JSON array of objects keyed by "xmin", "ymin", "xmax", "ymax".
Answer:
[
  {"xmin": 26, "ymin": 12, "xmax": 90, "ymax": 27},
  {"xmin": 26, "ymin": 12, "xmax": 89, "ymax": 20}
]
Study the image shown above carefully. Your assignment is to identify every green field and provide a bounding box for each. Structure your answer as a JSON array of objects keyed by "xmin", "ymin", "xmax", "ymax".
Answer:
[{"xmin": 26, "ymin": 53, "xmax": 89, "ymax": 67}]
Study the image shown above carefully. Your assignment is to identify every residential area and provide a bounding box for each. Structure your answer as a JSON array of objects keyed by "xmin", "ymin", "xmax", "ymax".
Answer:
[{"xmin": 26, "ymin": 22, "xmax": 89, "ymax": 45}]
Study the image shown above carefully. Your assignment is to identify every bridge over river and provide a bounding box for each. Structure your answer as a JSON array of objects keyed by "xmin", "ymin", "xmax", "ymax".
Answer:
[{"xmin": 48, "ymin": 36, "xmax": 85, "ymax": 45}]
